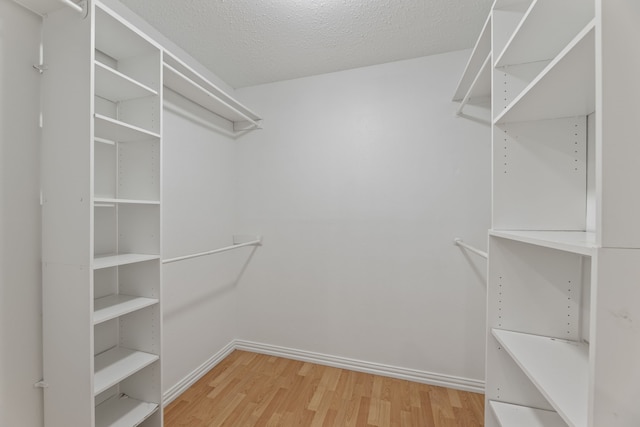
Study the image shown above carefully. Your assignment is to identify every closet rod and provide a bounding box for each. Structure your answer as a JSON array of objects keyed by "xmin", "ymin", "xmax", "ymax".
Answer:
[
  {"xmin": 162, "ymin": 238, "xmax": 262, "ymax": 264},
  {"xmin": 454, "ymin": 238, "xmax": 488, "ymax": 259},
  {"xmin": 59, "ymin": 0, "xmax": 84, "ymax": 13}
]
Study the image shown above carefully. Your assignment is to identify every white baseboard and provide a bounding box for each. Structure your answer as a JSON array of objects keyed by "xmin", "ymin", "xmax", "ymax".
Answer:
[
  {"xmin": 163, "ymin": 340, "xmax": 236, "ymax": 406},
  {"xmin": 163, "ymin": 339, "xmax": 485, "ymax": 405},
  {"xmin": 234, "ymin": 340, "xmax": 485, "ymax": 394}
]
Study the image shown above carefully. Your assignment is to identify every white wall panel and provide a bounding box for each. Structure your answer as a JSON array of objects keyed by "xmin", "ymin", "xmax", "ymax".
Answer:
[
  {"xmin": 234, "ymin": 50, "xmax": 491, "ymax": 382},
  {"xmin": 161, "ymin": 105, "xmax": 242, "ymax": 393},
  {"xmin": 0, "ymin": 2, "xmax": 44, "ymax": 426}
]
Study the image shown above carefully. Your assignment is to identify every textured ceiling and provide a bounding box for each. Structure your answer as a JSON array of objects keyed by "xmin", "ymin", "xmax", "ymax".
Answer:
[
  {"xmin": 117, "ymin": 0, "xmax": 493, "ymax": 88},
  {"xmin": 16, "ymin": 0, "xmax": 492, "ymax": 88}
]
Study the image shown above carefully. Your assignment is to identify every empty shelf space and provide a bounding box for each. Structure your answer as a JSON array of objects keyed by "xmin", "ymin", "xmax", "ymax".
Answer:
[
  {"xmin": 95, "ymin": 61, "xmax": 158, "ymax": 102},
  {"xmin": 162, "ymin": 52, "xmax": 261, "ymax": 127},
  {"xmin": 93, "ymin": 254, "xmax": 160, "ymax": 270},
  {"xmin": 94, "ymin": 114, "xmax": 160, "ymax": 143},
  {"xmin": 94, "ymin": 198, "xmax": 160, "ymax": 206},
  {"xmin": 492, "ymin": 329, "xmax": 588, "ymax": 427},
  {"xmin": 95, "ymin": 394, "xmax": 158, "ymax": 427},
  {"xmin": 489, "ymin": 230, "xmax": 597, "ymax": 256},
  {"xmin": 490, "ymin": 401, "xmax": 566, "ymax": 427},
  {"xmin": 452, "ymin": 14, "xmax": 491, "ymax": 102},
  {"xmin": 94, "ymin": 294, "xmax": 158, "ymax": 325},
  {"xmin": 495, "ymin": 0, "xmax": 595, "ymax": 67},
  {"xmin": 94, "ymin": 347, "xmax": 159, "ymax": 395},
  {"xmin": 495, "ymin": 20, "xmax": 595, "ymax": 124}
]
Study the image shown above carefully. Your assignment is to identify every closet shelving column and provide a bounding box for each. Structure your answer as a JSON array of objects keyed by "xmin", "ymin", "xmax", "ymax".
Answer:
[
  {"xmin": 465, "ymin": 0, "xmax": 640, "ymax": 425},
  {"xmin": 486, "ymin": 0, "xmax": 596, "ymax": 425},
  {"xmin": 42, "ymin": 2, "xmax": 162, "ymax": 426}
]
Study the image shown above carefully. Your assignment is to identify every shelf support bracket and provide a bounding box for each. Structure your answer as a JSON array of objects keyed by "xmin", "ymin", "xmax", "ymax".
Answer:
[{"xmin": 33, "ymin": 64, "xmax": 48, "ymax": 74}]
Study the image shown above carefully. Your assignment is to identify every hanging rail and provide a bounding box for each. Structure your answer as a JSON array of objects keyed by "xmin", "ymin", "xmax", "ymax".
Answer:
[
  {"xmin": 60, "ymin": 0, "xmax": 85, "ymax": 14},
  {"xmin": 454, "ymin": 238, "xmax": 488, "ymax": 259},
  {"xmin": 162, "ymin": 237, "xmax": 262, "ymax": 264}
]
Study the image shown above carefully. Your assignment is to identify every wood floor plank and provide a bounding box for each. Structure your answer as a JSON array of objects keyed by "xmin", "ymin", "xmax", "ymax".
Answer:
[{"xmin": 164, "ymin": 350, "xmax": 484, "ymax": 426}]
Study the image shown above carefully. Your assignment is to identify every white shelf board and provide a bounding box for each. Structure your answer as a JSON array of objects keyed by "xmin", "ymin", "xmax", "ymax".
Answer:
[
  {"xmin": 490, "ymin": 401, "xmax": 566, "ymax": 427},
  {"xmin": 94, "ymin": 294, "xmax": 158, "ymax": 325},
  {"xmin": 94, "ymin": 5, "xmax": 159, "ymax": 61},
  {"xmin": 495, "ymin": 0, "xmax": 595, "ymax": 67},
  {"xmin": 163, "ymin": 51, "xmax": 261, "ymax": 125},
  {"xmin": 495, "ymin": 20, "xmax": 595, "ymax": 124},
  {"xmin": 452, "ymin": 13, "xmax": 491, "ymax": 102},
  {"xmin": 94, "ymin": 198, "xmax": 160, "ymax": 206},
  {"xmin": 95, "ymin": 137, "xmax": 116, "ymax": 146},
  {"xmin": 95, "ymin": 394, "xmax": 158, "ymax": 427},
  {"xmin": 95, "ymin": 61, "xmax": 157, "ymax": 102},
  {"xmin": 490, "ymin": 230, "xmax": 597, "ymax": 256},
  {"xmin": 94, "ymin": 114, "xmax": 160, "ymax": 143},
  {"xmin": 492, "ymin": 329, "xmax": 588, "ymax": 427},
  {"xmin": 93, "ymin": 254, "xmax": 160, "ymax": 270},
  {"xmin": 94, "ymin": 347, "xmax": 159, "ymax": 395}
]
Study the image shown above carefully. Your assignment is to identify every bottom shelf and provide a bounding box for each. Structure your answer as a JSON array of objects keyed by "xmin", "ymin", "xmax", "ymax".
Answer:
[
  {"xmin": 95, "ymin": 394, "xmax": 158, "ymax": 427},
  {"xmin": 491, "ymin": 329, "xmax": 588, "ymax": 427},
  {"xmin": 490, "ymin": 401, "xmax": 566, "ymax": 427}
]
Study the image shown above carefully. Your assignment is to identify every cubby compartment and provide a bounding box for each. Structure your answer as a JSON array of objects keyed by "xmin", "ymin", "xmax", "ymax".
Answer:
[
  {"xmin": 93, "ymin": 204, "xmax": 160, "ymax": 259},
  {"xmin": 94, "ymin": 138, "xmax": 160, "ymax": 202},
  {"xmin": 94, "ymin": 304, "xmax": 160, "ymax": 359},
  {"xmin": 488, "ymin": 236, "xmax": 590, "ymax": 339},
  {"xmin": 94, "ymin": 7, "xmax": 160, "ymax": 93},
  {"xmin": 492, "ymin": 117, "xmax": 588, "ymax": 231},
  {"xmin": 94, "ymin": 88, "xmax": 160, "ymax": 135},
  {"xmin": 93, "ymin": 261, "xmax": 160, "ymax": 325}
]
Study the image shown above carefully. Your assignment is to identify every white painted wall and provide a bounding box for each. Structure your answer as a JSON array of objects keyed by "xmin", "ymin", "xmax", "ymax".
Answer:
[
  {"xmin": 0, "ymin": 2, "xmax": 44, "ymax": 426},
  {"xmin": 234, "ymin": 50, "xmax": 490, "ymax": 383},
  {"xmin": 161, "ymin": 95, "xmax": 244, "ymax": 395}
]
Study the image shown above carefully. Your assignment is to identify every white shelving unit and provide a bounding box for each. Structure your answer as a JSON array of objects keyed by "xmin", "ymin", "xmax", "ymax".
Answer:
[
  {"xmin": 456, "ymin": 1, "xmax": 640, "ymax": 426},
  {"xmin": 42, "ymin": 2, "xmax": 163, "ymax": 426}
]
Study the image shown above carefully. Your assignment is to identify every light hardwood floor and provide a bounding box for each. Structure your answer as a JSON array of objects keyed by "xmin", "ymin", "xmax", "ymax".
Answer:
[{"xmin": 164, "ymin": 350, "xmax": 484, "ymax": 427}]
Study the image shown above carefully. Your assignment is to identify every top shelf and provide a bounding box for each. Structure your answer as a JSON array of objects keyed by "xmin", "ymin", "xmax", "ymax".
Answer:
[
  {"xmin": 452, "ymin": 14, "xmax": 491, "ymax": 102},
  {"xmin": 94, "ymin": 3, "xmax": 159, "ymax": 61},
  {"xmin": 494, "ymin": 20, "xmax": 595, "ymax": 124},
  {"xmin": 495, "ymin": 0, "xmax": 595, "ymax": 68},
  {"xmin": 163, "ymin": 51, "xmax": 262, "ymax": 129}
]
